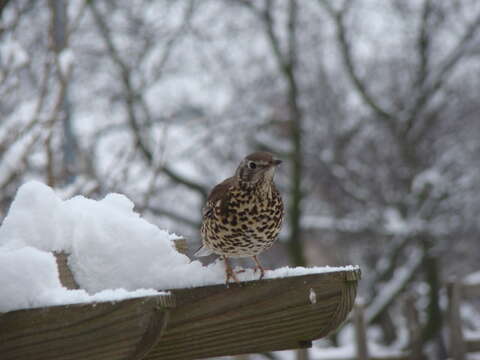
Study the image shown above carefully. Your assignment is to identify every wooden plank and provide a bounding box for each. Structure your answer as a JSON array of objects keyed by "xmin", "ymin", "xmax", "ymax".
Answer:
[
  {"xmin": 447, "ymin": 281, "xmax": 466, "ymax": 360},
  {"xmin": 353, "ymin": 302, "xmax": 369, "ymax": 360},
  {"xmin": 129, "ymin": 303, "xmax": 172, "ymax": 360},
  {"xmin": 404, "ymin": 295, "xmax": 423, "ymax": 360},
  {"xmin": 0, "ymin": 269, "xmax": 359, "ymax": 360},
  {"xmin": 54, "ymin": 251, "xmax": 79, "ymax": 290},
  {"xmin": 462, "ymin": 282, "xmax": 480, "ymax": 298},
  {"xmin": 172, "ymin": 238, "xmax": 189, "ymax": 256},
  {"xmin": 0, "ymin": 295, "xmax": 173, "ymax": 360},
  {"xmin": 146, "ymin": 269, "xmax": 359, "ymax": 360},
  {"xmin": 466, "ymin": 336, "xmax": 480, "ymax": 352}
]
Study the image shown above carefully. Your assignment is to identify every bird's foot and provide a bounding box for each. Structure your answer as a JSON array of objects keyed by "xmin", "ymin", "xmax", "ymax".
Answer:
[
  {"xmin": 226, "ymin": 268, "xmax": 241, "ymax": 285},
  {"xmin": 253, "ymin": 265, "xmax": 266, "ymax": 280},
  {"xmin": 223, "ymin": 257, "xmax": 241, "ymax": 285},
  {"xmin": 252, "ymin": 255, "xmax": 267, "ymax": 280}
]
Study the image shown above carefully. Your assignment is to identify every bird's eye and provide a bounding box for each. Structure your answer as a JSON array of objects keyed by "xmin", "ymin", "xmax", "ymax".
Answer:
[{"xmin": 248, "ymin": 161, "xmax": 257, "ymax": 169}]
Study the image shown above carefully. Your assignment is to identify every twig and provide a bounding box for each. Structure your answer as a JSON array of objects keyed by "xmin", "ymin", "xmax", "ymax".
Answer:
[{"xmin": 88, "ymin": 1, "xmax": 208, "ymax": 199}]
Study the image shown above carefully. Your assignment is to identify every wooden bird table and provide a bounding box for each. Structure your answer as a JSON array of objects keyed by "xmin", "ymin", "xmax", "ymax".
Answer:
[{"xmin": 0, "ymin": 267, "xmax": 360, "ymax": 360}]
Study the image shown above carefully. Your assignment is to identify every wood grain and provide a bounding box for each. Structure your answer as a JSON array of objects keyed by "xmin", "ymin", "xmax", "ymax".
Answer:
[
  {"xmin": 53, "ymin": 252, "xmax": 79, "ymax": 290},
  {"xmin": 0, "ymin": 295, "xmax": 173, "ymax": 360},
  {"xmin": 0, "ymin": 268, "xmax": 360, "ymax": 360},
  {"xmin": 146, "ymin": 269, "xmax": 360, "ymax": 360}
]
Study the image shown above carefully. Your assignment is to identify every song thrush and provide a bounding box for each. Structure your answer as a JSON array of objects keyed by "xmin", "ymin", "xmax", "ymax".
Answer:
[{"xmin": 195, "ymin": 152, "xmax": 284, "ymax": 283}]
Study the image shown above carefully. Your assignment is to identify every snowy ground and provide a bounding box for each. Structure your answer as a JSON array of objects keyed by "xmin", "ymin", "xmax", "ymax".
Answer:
[{"xmin": 0, "ymin": 181, "xmax": 358, "ymax": 313}]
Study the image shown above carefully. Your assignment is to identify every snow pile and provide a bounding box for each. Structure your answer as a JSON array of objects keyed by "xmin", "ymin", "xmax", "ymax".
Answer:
[
  {"xmin": 0, "ymin": 181, "xmax": 358, "ymax": 313},
  {"xmin": 0, "ymin": 246, "xmax": 159, "ymax": 312}
]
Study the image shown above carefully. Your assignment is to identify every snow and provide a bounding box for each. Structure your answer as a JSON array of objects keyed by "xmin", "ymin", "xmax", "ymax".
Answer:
[
  {"xmin": 412, "ymin": 168, "xmax": 445, "ymax": 194},
  {"xmin": 465, "ymin": 329, "xmax": 480, "ymax": 341},
  {"xmin": 0, "ymin": 38, "xmax": 28, "ymax": 68},
  {"xmin": 0, "ymin": 246, "xmax": 159, "ymax": 313},
  {"xmin": 58, "ymin": 48, "xmax": 75, "ymax": 74},
  {"xmin": 0, "ymin": 181, "xmax": 358, "ymax": 313},
  {"xmin": 269, "ymin": 339, "xmax": 407, "ymax": 360},
  {"xmin": 310, "ymin": 342, "xmax": 406, "ymax": 359},
  {"xmin": 309, "ymin": 288, "xmax": 317, "ymax": 304},
  {"xmin": 383, "ymin": 207, "xmax": 409, "ymax": 235},
  {"xmin": 383, "ymin": 207, "xmax": 424, "ymax": 236},
  {"xmin": 465, "ymin": 270, "xmax": 480, "ymax": 286},
  {"xmin": 366, "ymin": 249, "xmax": 422, "ymax": 323}
]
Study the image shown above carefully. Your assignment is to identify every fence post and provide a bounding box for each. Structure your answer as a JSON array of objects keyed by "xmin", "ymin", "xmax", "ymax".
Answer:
[
  {"xmin": 447, "ymin": 280, "xmax": 466, "ymax": 360},
  {"xmin": 354, "ymin": 301, "xmax": 369, "ymax": 360},
  {"xmin": 404, "ymin": 294, "xmax": 423, "ymax": 360}
]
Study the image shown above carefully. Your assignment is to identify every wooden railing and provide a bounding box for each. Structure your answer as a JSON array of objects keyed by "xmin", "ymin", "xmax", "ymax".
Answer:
[
  {"xmin": 447, "ymin": 275, "xmax": 480, "ymax": 360},
  {"xmin": 0, "ymin": 253, "xmax": 361, "ymax": 360}
]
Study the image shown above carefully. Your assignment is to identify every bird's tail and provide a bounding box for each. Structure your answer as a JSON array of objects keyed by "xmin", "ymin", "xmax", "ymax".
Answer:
[{"xmin": 194, "ymin": 244, "xmax": 214, "ymax": 257}]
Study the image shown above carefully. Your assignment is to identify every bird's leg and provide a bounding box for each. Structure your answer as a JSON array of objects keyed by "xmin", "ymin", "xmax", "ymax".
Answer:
[
  {"xmin": 223, "ymin": 256, "xmax": 240, "ymax": 285},
  {"xmin": 252, "ymin": 255, "xmax": 266, "ymax": 280}
]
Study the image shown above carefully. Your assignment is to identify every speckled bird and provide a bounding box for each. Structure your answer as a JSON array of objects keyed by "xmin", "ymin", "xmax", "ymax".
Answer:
[{"xmin": 195, "ymin": 152, "xmax": 284, "ymax": 283}]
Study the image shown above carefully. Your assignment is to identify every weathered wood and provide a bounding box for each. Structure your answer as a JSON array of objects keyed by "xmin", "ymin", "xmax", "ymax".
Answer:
[
  {"xmin": 128, "ymin": 302, "xmax": 172, "ymax": 360},
  {"xmin": 0, "ymin": 295, "xmax": 173, "ymax": 360},
  {"xmin": 465, "ymin": 335, "xmax": 480, "ymax": 352},
  {"xmin": 172, "ymin": 238, "xmax": 189, "ymax": 256},
  {"xmin": 404, "ymin": 295, "xmax": 424, "ymax": 360},
  {"xmin": 0, "ymin": 268, "xmax": 359, "ymax": 360},
  {"xmin": 462, "ymin": 282, "xmax": 480, "ymax": 298},
  {"xmin": 145, "ymin": 269, "xmax": 360, "ymax": 360},
  {"xmin": 54, "ymin": 251, "xmax": 79, "ymax": 289},
  {"xmin": 296, "ymin": 348, "xmax": 310, "ymax": 360},
  {"xmin": 447, "ymin": 281, "xmax": 466, "ymax": 360},
  {"xmin": 353, "ymin": 302, "xmax": 369, "ymax": 360},
  {"xmin": 234, "ymin": 355, "xmax": 250, "ymax": 360}
]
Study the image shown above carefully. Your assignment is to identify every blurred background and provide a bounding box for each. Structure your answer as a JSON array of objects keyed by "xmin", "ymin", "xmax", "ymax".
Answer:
[{"xmin": 1, "ymin": 0, "xmax": 480, "ymax": 359}]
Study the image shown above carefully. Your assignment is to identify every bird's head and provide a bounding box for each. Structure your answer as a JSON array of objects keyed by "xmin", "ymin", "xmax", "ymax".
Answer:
[{"xmin": 235, "ymin": 151, "xmax": 282, "ymax": 185}]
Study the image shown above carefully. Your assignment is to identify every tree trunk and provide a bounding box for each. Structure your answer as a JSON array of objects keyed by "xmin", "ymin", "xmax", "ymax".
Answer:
[
  {"xmin": 421, "ymin": 236, "xmax": 447, "ymax": 358},
  {"xmin": 50, "ymin": 0, "xmax": 77, "ymax": 184},
  {"xmin": 283, "ymin": 0, "xmax": 305, "ymax": 268}
]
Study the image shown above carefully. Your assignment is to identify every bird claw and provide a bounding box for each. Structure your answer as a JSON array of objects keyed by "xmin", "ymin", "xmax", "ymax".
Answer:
[
  {"xmin": 253, "ymin": 266, "xmax": 266, "ymax": 280},
  {"xmin": 252, "ymin": 255, "xmax": 267, "ymax": 280},
  {"xmin": 223, "ymin": 257, "xmax": 241, "ymax": 285},
  {"xmin": 226, "ymin": 269, "xmax": 241, "ymax": 285}
]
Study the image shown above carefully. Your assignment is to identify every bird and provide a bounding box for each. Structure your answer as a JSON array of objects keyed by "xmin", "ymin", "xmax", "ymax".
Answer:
[{"xmin": 195, "ymin": 151, "xmax": 284, "ymax": 284}]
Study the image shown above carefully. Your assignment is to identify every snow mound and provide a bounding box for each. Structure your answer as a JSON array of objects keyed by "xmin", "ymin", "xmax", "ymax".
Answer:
[
  {"xmin": 0, "ymin": 181, "xmax": 358, "ymax": 313},
  {"xmin": 0, "ymin": 246, "xmax": 159, "ymax": 312}
]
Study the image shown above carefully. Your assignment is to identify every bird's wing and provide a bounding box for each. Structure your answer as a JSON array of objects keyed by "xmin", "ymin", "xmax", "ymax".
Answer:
[{"xmin": 202, "ymin": 177, "xmax": 235, "ymax": 219}]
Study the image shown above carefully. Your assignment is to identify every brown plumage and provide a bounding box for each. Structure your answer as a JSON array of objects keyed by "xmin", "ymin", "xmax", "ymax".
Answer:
[{"xmin": 195, "ymin": 152, "xmax": 284, "ymax": 283}]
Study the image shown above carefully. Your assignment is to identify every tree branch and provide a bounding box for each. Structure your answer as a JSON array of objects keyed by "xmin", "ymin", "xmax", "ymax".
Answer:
[
  {"xmin": 148, "ymin": 205, "xmax": 200, "ymax": 229},
  {"xmin": 88, "ymin": 0, "xmax": 153, "ymax": 162},
  {"xmin": 88, "ymin": 1, "xmax": 208, "ymax": 199},
  {"xmin": 0, "ymin": 0, "xmax": 12, "ymax": 19},
  {"xmin": 366, "ymin": 248, "xmax": 425, "ymax": 324},
  {"xmin": 405, "ymin": 8, "xmax": 480, "ymax": 140},
  {"xmin": 319, "ymin": 1, "xmax": 396, "ymax": 124},
  {"xmin": 404, "ymin": 0, "xmax": 433, "ymax": 136},
  {"xmin": 261, "ymin": 0, "xmax": 288, "ymax": 73}
]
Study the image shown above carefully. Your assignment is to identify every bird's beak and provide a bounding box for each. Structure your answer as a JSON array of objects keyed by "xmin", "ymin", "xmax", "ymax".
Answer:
[{"xmin": 272, "ymin": 159, "xmax": 282, "ymax": 166}]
